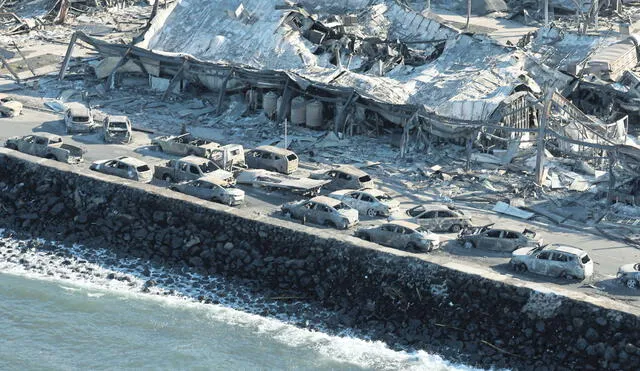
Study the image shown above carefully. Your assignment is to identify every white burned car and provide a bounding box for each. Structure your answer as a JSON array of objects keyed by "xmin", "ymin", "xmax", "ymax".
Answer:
[
  {"xmin": 90, "ymin": 156, "xmax": 153, "ymax": 183},
  {"xmin": 391, "ymin": 204, "xmax": 472, "ymax": 233},
  {"xmin": 309, "ymin": 165, "xmax": 375, "ymax": 190},
  {"xmin": 281, "ymin": 196, "xmax": 359, "ymax": 229},
  {"xmin": 510, "ymin": 244, "xmax": 594, "ymax": 280},
  {"xmin": 170, "ymin": 172, "xmax": 244, "ymax": 206},
  {"xmin": 617, "ymin": 263, "xmax": 640, "ymax": 289},
  {"xmin": 328, "ymin": 188, "xmax": 399, "ymax": 217},
  {"xmin": 103, "ymin": 115, "xmax": 132, "ymax": 144},
  {"xmin": 64, "ymin": 103, "xmax": 96, "ymax": 134},
  {"xmin": 355, "ymin": 221, "xmax": 440, "ymax": 252}
]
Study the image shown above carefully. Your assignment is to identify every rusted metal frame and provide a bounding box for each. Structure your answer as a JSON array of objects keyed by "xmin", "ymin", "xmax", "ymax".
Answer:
[
  {"xmin": 216, "ymin": 68, "xmax": 234, "ymax": 115},
  {"xmin": 335, "ymin": 89, "xmax": 358, "ymax": 134},
  {"xmin": 161, "ymin": 60, "xmax": 188, "ymax": 101}
]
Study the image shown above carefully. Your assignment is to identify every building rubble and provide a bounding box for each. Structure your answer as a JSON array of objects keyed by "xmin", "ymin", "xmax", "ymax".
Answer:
[{"xmin": 0, "ymin": 0, "xmax": 640, "ymax": 244}]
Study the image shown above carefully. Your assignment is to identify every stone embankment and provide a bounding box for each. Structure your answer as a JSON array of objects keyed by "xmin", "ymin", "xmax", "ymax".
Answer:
[{"xmin": 1, "ymin": 149, "xmax": 639, "ymax": 370}]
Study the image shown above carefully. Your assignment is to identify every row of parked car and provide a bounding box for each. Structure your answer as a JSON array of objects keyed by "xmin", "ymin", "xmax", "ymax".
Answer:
[{"xmin": 4, "ymin": 105, "xmax": 640, "ymax": 288}]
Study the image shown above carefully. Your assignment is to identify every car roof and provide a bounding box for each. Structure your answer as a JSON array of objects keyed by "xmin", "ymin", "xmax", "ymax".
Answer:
[
  {"xmin": 332, "ymin": 165, "xmax": 367, "ymax": 176},
  {"xmin": 66, "ymin": 104, "xmax": 90, "ymax": 117},
  {"xmin": 358, "ymin": 188, "xmax": 385, "ymax": 196},
  {"xmin": 386, "ymin": 220, "xmax": 421, "ymax": 230},
  {"xmin": 254, "ymin": 145, "xmax": 294, "ymax": 156},
  {"xmin": 310, "ymin": 195, "xmax": 342, "ymax": 207},
  {"xmin": 34, "ymin": 133, "xmax": 62, "ymax": 141},
  {"xmin": 108, "ymin": 115, "xmax": 129, "ymax": 122},
  {"xmin": 545, "ymin": 244, "xmax": 586, "ymax": 256},
  {"xmin": 181, "ymin": 155, "xmax": 210, "ymax": 165},
  {"xmin": 117, "ymin": 156, "xmax": 147, "ymax": 167},
  {"xmin": 417, "ymin": 204, "xmax": 457, "ymax": 211}
]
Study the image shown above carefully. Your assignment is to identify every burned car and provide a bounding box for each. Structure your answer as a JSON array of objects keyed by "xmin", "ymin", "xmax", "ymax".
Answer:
[
  {"xmin": 103, "ymin": 115, "xmax": 132, "ymax": 144},
  {"xmin": 328, "ymin": 188, "xmax": 399, "ymax": 217},
  {"xmin": 0, "ymin": 95, "xmax": 22, "ymax": 117},
  {"xmin": 281, "ymin": 196, "xmax": 358, "ymax": 229},
  {"xmin": 510, "ymin": 244, "xmax": 594, "ymax": 280},
  {"xmin": 457, "ymin": 224, "xmax": 541, "ymax": 252},
  {"xmin": 389, "ymin": 204, "xmax": 472, "ymax": 233},
  {"xmin": 617, "ymin": 263, "xmax": 640, "ymax": 288},
  {"xmin": 90, "ymin": 156, "xmax": 153, "ymax": 183},
  {"xmin": 5, "ymin": 134, "xmax": 83, "ymax": 164},
  {"xmin": 64, "ymin": 103, "xmax": 97, "ymax": 134},
  {"xmin": 355, "ymin": 221, "xmax": 440, "ymax": 252},
  {"xmin": 245, "ymin": 145, "xmax": 298, "ymax": 174},
  {"xmin": 309, "ymin": 165, "xmax": 374, "ymax": 190},
  {"xmin": 170, "ymin": 173, "xmax": 244, "ymax": 206}
]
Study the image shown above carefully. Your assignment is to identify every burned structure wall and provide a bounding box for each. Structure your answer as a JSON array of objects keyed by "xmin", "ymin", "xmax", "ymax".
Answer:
[{"xmin": 0, "ymin": 149, "xmax": 639, "ymax": 370}]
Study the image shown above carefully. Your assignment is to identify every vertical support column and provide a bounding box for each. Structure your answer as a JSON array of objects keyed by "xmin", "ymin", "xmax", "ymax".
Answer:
[
  {"xmin": 607, "ymin": 151, "xmax": 617, "ymax": 203},
  {"xmin": 276, "ymin": 79, "xmax": 291, "ymax": 123},
  {"xmin": 58, "ymin": 32, "xmax": 78, "ymax": 81},
  {"xmin": 544, "ymin": 0, "xmax": 549, "ymax": 26},
  {"xmin": 216, "ymin": 69, "xmax": 233, "ymax": 115},
  {"xmin": 535, "ymin": 89, "xmax": 553, "ymax": 186},
  {"xmin": 594, "ymin": 0, "xmax": 599, "ymax": 30},
  {"xmin": 466, "ymin": 0, "xmax": 471, "ymax": 29}
]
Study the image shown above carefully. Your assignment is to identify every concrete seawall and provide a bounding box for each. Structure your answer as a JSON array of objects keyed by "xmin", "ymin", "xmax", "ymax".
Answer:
[{"xmin": 1, "ymin": 148, "xmax": 639, "ymax": 370}]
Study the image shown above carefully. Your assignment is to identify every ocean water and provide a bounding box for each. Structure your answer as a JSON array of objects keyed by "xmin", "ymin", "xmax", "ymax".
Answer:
[{"xmin": 0, "ymin": 232, "xmax": 481, "ymax": 371}]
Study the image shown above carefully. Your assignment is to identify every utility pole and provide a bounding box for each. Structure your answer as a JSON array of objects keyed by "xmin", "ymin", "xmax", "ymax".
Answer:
[
  {"xmin": 544, "ymin": 0, "xmax": 549, "ymax": 26},
  {"xmin": 594, "ymin": 0, "xmax": 599, "ymax": 30},
  {"xmin": 465, "ymin": 0, "xmax": 471, "ymax": 29},
  {"xmin": 427, "ymin": 0, "xmax": 431, "ymax": 12},
  {"xmin": 284, "ymin": 118, "xmax": 288, "ymax": 150},
  {"xmin": 535, "ymin": 89, "xmax": 554, "ymax": 186}
]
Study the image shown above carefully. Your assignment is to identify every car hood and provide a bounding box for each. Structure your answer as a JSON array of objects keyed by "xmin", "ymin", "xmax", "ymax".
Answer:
[
  {"xmin": 90, "ymin": 159, "xmax": 109, "ymax": 168},
  {"xmin": 618, "ymin": 263, "xmax": 640, "ymax": 274},
  {"xmin": 419, "ymin": 231, "xmax": 440, "ymax": 243}
]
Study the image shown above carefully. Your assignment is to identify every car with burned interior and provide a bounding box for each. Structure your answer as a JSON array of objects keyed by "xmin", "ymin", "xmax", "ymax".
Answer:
[
  {"xmin": 309, "ymin": 165, "xmax": 374, "ymax": 190},
  {"xmin": 245, "ymin": 145, "xmax": 298, "ymax": 174},
  {"xmin": 90, "ymin": 156, "xmax": 153, "ymax": 183},
  {"xmin": 510, "ymin": 244, "xmax": 594, "ymax": 280},
  {"xmin": 389, "ymin": 204, "xmax": 472, "ymax": 233},
  {"xmin": 170, "ymin": 172, "xmax": 244, "ymax": 206},
  {"xmin": 328, "ymin": 188, "xmax": 399, "ymax": 217},
  {"xmin": 236, "ymin": 169, "xmax": 329, "ymax": 196},
  {"xmin": 5, "ymin": 133, "xmax": 83, "ymax": 164},
  {"xmin": 617, "ymin": 263, "xmax": 640, "ymax": 289},
  {"xmin": 281, "ymin": 195, "xmax": 358, "ymax": 229},
  {"xmin": 64, "ymin": 103, "xmax": 96, "ymax": 134},
  {"xmin": 355, "ymin": 221, "xmax": 440, "ymax": 252},
  {"xmin": 103, "ymin": 115, "xmax": 132, "ymax": 144},
  {"xmin": 457, "ymin": 224, "xmax": 541, "ymax": 252},
  {"xmin": 154, "ymin": 156, "xmax": 221, "ymax": 183}
]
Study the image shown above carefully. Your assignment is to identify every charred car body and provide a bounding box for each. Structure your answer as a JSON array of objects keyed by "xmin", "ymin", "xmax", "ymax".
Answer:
[
  {"xmin": 154, "ymin": 156, "xmax": 221, "ymax": 183},
  {"xmin": 103, "ymin": 115, "xmax": 132, "ymax": 143},
  {"xmin": 153, "ymin": 133, "xmax": 246, "ymax": 171},
  {"xmin": 510, "ymin": 244, "xmax": 594, "ymax": 280},
  {"xmin": 617, "ymin": 263, "xmax": 640, "ymax": 288},
  {"xmin": 457, "ymin": 224, "xmax": 541, "ymax": 252},
  {"xmin": 309, "ymin": 165, "xmax": 374, "ymax": 190},
  {"xmin": 281, "ymin": 195, "xmax": 358, "ymax": 229},
  {"xmin": 355, "ymin": 221, "xmax": 440, "ymax": 252},
  {"xmin": 0, "ymin": 95, "xmax": 22, "ymax": 117},
  {"xmin": 5, "ymin": 134, "xmax": 83, "ymax": 164},
  {"xmin": 245, "ymin": 145, "xmax": 298, "ymax": 174},
  {"xmin": 64, "ymin": 103, "xmax": 97, "ymax": 134},
  {"xmin": 90, "ymin": 156, "xmax": 153, "ymax": 183},
  {"xmin": 329, "ymin": 188, "xmax": 399, "ymax": 217},
  {"xmin": 390, "ymin": 204, "xmax": 471, "ymax": 233},
  {"xmin": 170, "ymin": 172, "xmax": 244, "ymax": 206}
]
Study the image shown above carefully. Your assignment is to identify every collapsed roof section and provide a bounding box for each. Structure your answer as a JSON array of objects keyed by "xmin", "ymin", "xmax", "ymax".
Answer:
[{"xmin": 136, "ymin": 0, "xmax": 535, "ymax": 124}]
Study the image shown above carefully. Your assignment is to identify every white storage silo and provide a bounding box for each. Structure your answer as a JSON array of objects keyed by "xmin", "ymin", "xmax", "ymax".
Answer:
[
  {"xmin": 291, "ymin": 96, "xmax": 306, "ymax": 125},
  {"xmin": 305, "ymin": 100, "xmax": 323, "ymax": 128}
]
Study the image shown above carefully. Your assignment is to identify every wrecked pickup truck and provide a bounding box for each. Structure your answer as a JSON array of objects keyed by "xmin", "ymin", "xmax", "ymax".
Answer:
[
  {"xmin": 457, "ymin": 223, "xmax": 541, "ymax": 252},
  {"xmin": 236, "ymin": 169, "xmax": 329, "ymax": 196},
  {"xmin": 152, "ymin": 133, "xmax": 246, "ymax": 171},
  {"xmin": 154, "ymin": 155, "xmax": 223, "ymax": 183},
  {"xmin": 5, "ymin": 134, "xmax": 83, "ymax": 164}
]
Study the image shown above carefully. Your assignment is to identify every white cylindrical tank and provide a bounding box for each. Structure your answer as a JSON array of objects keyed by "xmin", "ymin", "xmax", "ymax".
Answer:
[
  {"xmin": 306, "ymin": 100, "xmax": 323, "ymax": 128},
  {"xmin": 263, "ymin": 91, "xmax": 278, "ymax": 117},
  {"xmin": 291, "ymin": 96, "xmax": 306, "ymax": 125}
]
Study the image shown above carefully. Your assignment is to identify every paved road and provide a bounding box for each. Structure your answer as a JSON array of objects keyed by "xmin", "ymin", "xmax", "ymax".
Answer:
[{"xmin": 2, "ymin": 108, "xmax": 640, "ymax": 307}]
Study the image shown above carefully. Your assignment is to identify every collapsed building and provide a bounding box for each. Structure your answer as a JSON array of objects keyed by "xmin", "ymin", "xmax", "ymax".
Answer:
[{"xmin": 53, "ymin": 0, "xmax": 640, "ymax": 204}]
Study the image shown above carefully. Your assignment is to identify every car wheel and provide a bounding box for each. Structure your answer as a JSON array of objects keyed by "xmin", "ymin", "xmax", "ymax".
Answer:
[
  {"xmin": 463, "ymin": 241, "xmax": 475, "ymax": 249},
  {"xmin": 559, "ymin": 271, "xmax": 573, "ymax": 280},
  {"xmin": 360, "ymin": 234, "xmax": 370, "ymax": 241},
  {"xmin": 514, "ymin": 263, "xmax": 527, "ymax": 272},
  {"xmin": 45, "ymin": 154, "xmax": 57, "ymax": 160},
  {"xmin": 450, "ymin": 224, "xmax": 462, "ymax": 233},
  {"xmin": 282, "ymin": 211, "xmax": 292, "ymax": 219},
  {"xmin": 366, "ymin": 208, "xmax": 377, "ymax": 218},
  {"xmin": 162, "ymin": 174, "xmax": 173, "ymax": 182},
  {"xmin": 626, "ymin": 279, "xmax": 638, "ymax": 289},
  {"xmin": 6, "ymin": 143, "xmax": 17, "ymax": 150}
]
